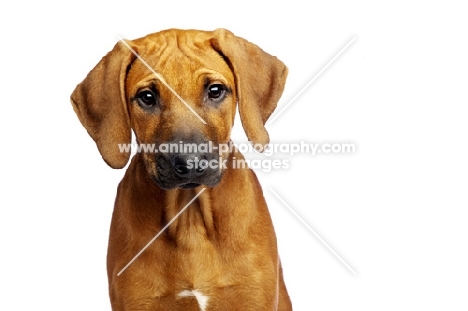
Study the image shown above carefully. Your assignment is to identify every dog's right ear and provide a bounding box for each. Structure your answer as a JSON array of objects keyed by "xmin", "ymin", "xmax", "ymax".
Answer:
[
  {"xmin": 210, "ymin": 29, "xmax": 288, "ymax": 152},
  {"xmin": 71, "ymin": 41, "xmax": 136, "ymax": 169}
]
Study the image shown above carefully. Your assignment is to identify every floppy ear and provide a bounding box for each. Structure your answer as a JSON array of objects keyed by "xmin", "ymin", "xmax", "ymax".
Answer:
[
  {"xmin": 70, "ymin": 41, "xmax": 136, "ymax": 169},
  {"xmin": 210, "ymin": 28, "xmax": 288, "ymax": 151}
]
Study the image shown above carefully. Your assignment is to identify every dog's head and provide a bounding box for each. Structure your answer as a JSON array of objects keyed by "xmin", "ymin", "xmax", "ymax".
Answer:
[{"xmin": 71, "ymin": 29, "xmax": 287, "ymax": 189}]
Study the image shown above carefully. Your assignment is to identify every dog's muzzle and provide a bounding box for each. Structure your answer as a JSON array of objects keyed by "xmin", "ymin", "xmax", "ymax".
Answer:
[{"xmin": 154, "ymin": 150, "xmax": 223, "ymax": 190}]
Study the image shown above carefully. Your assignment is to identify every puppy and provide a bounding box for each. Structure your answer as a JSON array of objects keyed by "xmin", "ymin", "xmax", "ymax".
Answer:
[{"xmin": 71, "ymin": 28, "xmax": 292, "ymax": 310}]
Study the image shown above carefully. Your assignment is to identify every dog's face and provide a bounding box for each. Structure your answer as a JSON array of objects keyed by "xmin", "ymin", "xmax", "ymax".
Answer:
[
  {"xmin": 125, "ymin": 31, "xmax": 236, "ymax": 189},
  {"xmin": 71, "ymin": 29, "xmax": 287, "ymax": 189}
]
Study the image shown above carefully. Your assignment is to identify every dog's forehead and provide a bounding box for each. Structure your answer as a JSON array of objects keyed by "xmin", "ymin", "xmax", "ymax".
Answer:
[{"xmin": 130, "ymin": 29, "xmax": 231, "ymax": 76}]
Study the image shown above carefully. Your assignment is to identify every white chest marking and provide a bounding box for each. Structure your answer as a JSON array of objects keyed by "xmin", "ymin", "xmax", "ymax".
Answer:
[{"xmin": 177, "ymin": 289, "xmax": 209, "ymax": 311}]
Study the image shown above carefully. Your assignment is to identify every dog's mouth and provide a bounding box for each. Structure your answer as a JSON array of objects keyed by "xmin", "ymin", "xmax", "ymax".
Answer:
[
  {"xmin": 151, "ymin": 166, "xmax": 223, "ymax": 190},
  {"xmin": 149, "ymin": 151, "xmax": 225, "ymax": 190},
  {"xmin": 179, "ymin": 182, "xmax": 201, "ymax": 189}
]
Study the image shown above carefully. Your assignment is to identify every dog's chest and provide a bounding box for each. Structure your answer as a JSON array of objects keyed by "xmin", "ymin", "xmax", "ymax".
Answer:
[{"xmin": 177, "ymin": 289, "xmax": 209, "ymax": 311}]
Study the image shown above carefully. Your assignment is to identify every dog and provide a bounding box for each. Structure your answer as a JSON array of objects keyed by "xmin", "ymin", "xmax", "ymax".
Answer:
[{"xmin": 71, "ymin": 28, "xmax": 292, "ymax": 310}]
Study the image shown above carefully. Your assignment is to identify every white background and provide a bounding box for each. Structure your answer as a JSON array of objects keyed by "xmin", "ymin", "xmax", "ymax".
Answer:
[{"xmin": 1, "ymin": 1, "xmax": 467, "ymax": 310}]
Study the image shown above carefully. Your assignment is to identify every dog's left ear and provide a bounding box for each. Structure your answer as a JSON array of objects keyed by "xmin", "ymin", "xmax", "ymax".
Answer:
[
  {"xmin": 70, "ymin": 41, "xmax": 136, "ymax": 169},
  {"xmin": 210, "ymin": 28, "xmax": 288, "ymax": 152}
]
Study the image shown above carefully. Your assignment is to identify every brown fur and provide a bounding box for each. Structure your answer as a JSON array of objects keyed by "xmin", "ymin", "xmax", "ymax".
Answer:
[{"xmin": 71, "ymin": 28, "xmax": 292, "ymax": 310}]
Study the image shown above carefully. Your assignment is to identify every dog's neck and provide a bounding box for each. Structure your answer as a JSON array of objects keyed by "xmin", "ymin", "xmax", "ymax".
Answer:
[
  {"xmin": 161, "ymin": 185, "xmax": 215, "ymax": 243},
  {"xmin": 124, "ymin": 152, "xmax": 246, "ymax": 244}
]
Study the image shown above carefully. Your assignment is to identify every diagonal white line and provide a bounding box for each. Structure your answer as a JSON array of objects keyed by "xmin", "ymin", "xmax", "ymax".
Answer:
[
  {"xmin": 269, "ymin": 188, "xmax": 357, "ymax": 275},
  {"xmin": 267, "ymin": 37, "xmax": 356, "ymax": 125},
  {"xmin": 117, "ymin": 187, "xmax": 207, "ymax": 276},
  {"xmin": 118, "ymin": 37, "xmax": 207, "ymax": 125}
]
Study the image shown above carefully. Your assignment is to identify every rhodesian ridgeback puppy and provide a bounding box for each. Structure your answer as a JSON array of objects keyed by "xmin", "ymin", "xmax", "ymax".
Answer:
[{"xmin": 71, "ymin": 28, "xmax": 292, "ymax": 310}]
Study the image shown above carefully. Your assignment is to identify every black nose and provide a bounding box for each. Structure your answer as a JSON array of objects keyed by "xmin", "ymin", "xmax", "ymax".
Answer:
[{"xmin": 171, "ymin": 154, "xmax": 207, "ymax": 177}]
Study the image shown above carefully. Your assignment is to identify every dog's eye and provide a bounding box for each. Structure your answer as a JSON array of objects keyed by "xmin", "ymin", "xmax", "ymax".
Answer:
[
  {"xmin": 207, "ymin": 84, "xmax": 225, "ymax": 100},
  {"xmin": 137, "ymin": 90, "xmax": 157, "ymax": 108}
]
